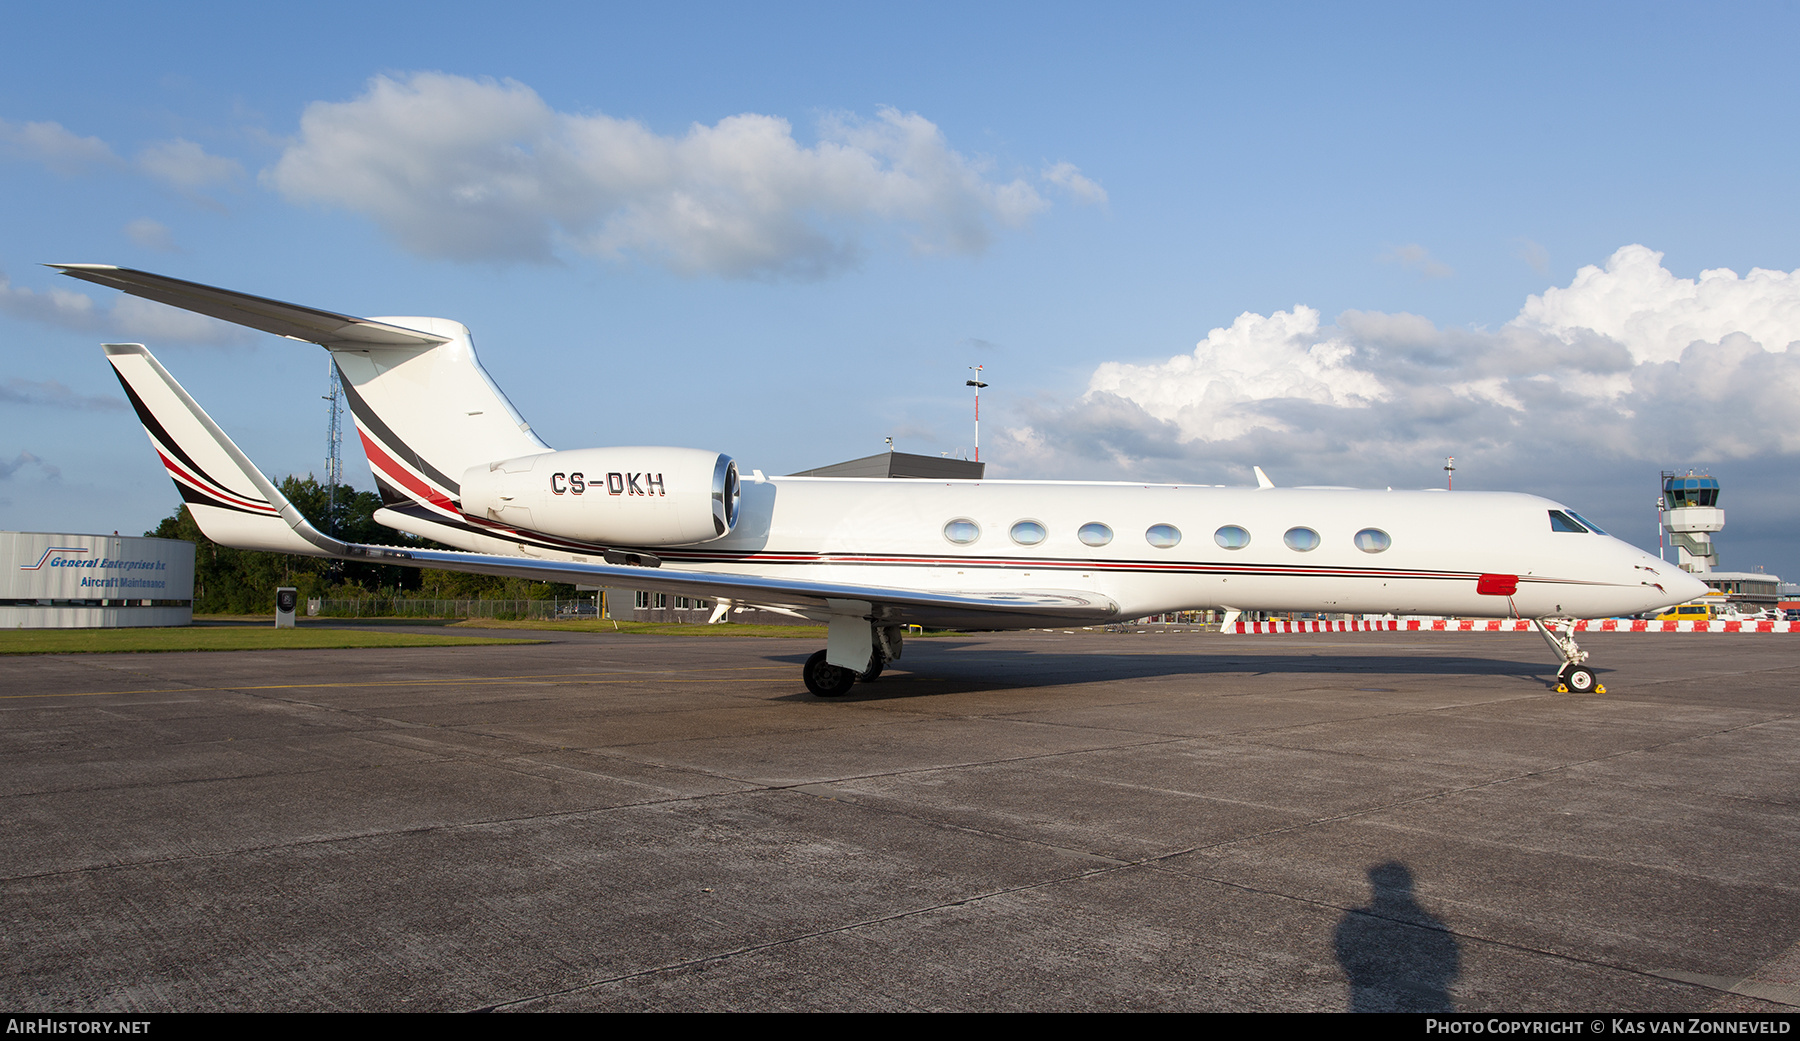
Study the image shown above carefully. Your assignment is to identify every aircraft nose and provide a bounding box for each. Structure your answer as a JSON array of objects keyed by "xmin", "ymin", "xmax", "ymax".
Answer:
[{"xmin": 1671, "ymin": 569, "xmax": 1711, "ymax": 603}]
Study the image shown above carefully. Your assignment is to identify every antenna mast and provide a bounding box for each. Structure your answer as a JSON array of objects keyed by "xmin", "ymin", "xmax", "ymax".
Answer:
[{"xmin": 965, "ymin": 365, "xmax": 987, "ymax": 463}]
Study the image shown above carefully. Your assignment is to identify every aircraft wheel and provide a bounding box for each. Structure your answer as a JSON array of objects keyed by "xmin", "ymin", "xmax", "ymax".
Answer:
[
  {"xmin": 803, "ymin": 650, "xmax": 856, "ymax": 698},
  {"xmin": 858, "ymin": 658, "xmax": 884, "ymax": 683},
  {"xmin": 1560, "ymin": 665, "xmax": 1598, "ymax": 694}
]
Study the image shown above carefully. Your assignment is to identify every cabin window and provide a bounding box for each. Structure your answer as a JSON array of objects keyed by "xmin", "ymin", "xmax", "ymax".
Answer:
[
  {"xmin": 1145, "ymin": 523, "xmax": 1182, "ymax": 548},
  {"xmin": 1548, "ymin": 510, "xmax": 1588, "ymax": 533},
  {"xmin": 1284, "ymin": 527, "xmax": 1321, "ymax": 552},
  {"xmin": 1214, "ymin": 525, "xmax": 1250, "ymax": 550},
  {"xmin": 1353, "ymin": 528, "xmax": 1391, "ymax": 553},
  {"xmin": 944, "ymin": 518, "xmax": 981, "ymax": 545},
  {"xmin": 1078, "ymin": 522, "xmax": 1113, "ymax": 547},
  {"xmin": 1010, "ymin": 520, "xmax": 1047, "ymax": 546}
]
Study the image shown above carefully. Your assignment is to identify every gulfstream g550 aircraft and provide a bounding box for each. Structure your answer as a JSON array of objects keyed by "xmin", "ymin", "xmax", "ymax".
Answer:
[{"xmin": 59, "ymin": 264, "xmax": 1705, "ymax": 696}]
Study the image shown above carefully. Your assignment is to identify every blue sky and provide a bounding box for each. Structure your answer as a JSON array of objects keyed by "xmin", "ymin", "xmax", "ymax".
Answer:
[{"xmin": 4, "ymin": 3, "xmax": 1798, "ymax": 576}]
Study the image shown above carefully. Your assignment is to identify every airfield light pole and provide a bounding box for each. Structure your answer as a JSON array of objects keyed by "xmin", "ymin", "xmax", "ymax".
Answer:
[
  {"xmin": 1444, "ymin": 456, "xmax": 1455, "ymax": 491},
  {"xmin": 966, "ymin": 366, "xmax": 987, "ymax": 463}
]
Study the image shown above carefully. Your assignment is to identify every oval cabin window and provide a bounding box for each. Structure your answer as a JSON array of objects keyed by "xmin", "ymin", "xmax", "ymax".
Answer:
[
  {"xmin": 1010, "ymin": 520, "xmax": 1047, "ymax": 546},
  {"xmin": 1284, "ymin": 527, "xmax": 1321, "ymax": 552},
  {"xmin": 1145, "ymin": 524, "xmax": 1182, "ymax": 549}
]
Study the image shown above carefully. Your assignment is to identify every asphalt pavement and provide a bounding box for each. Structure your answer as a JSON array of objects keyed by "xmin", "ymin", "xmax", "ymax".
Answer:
[{"xmin": 3, "ymin": 626, "xmax": 1796, "ymax": 1012}]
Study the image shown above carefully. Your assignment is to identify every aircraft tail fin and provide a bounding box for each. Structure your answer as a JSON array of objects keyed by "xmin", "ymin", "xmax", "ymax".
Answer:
[
  {"xmin": 56, "ymin": 265, "xmax": 550, "ymax": 521},
  {"xmin": 105, "ymin": 343, "xmax": 345, "ymax": 557},
  {"xmin": 328, "ymin": 317, "xmax": 550, "ymax": 519}
]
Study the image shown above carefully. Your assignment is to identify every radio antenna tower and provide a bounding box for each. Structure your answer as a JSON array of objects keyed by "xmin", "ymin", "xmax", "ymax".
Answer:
[{"xmin": 322, "ymin": 359, "xmax": 343, "ymax": 535}]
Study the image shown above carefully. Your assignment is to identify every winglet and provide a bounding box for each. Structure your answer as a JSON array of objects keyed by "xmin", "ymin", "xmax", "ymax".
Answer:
[
  {"xmin": 1253, "ymin": 466, "xmax": 1275, "ymax": 489},
  {"xmin": 105, "ymin": 342, "xmax": 347, "ymax": 557}
]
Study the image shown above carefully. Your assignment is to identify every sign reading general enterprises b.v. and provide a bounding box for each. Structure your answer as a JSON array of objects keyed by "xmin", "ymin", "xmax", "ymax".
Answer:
[{"xmin": 2, "ymin": 532, "xmax": 194, "ymax": 601}]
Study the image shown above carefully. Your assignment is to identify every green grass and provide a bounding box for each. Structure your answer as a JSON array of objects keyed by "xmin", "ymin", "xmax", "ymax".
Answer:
[
  {"xmin": 192, "ymin": 614, "xmax": 461, "ymax": 627},
  {"xmin": 449, "ymin": 618, "xmax": 831, "ymax": 638},
  {"xmin": 447, "ymin": 619, "xmax": 964, "ymax": 638},
  {"xmin": 0, "ymin": 628, "xmax": 544, "ymax": 655}
]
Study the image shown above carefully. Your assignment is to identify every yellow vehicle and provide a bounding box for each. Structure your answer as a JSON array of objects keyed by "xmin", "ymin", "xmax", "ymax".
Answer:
[{"xmin": 1654, "ymin": 602, "xmax": 1715, "ymax": 622}]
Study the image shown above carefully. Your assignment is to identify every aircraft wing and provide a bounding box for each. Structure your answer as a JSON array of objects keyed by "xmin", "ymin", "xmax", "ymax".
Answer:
[
  {"xmin": 53, "ymin": 264, "xmax": 446, "ymax": 348},
  {"xmin": 351, "ymin": 543, "xmax": 1118, "ymax": 628},
  {"xmin": 105, "ymin": 342, "xmax": 1117, "ymax": 629}
]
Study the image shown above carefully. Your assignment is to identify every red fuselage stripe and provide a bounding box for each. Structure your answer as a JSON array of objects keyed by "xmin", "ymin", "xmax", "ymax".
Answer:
[{"xmin": 359, "ymin": 432, "xmax": 459, "ymax": 514}]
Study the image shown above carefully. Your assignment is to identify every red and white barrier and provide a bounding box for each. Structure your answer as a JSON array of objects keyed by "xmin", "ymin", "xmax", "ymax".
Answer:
[{"xmin": 1230, "ymin": 618, "xmax": 1800, "ymax": 634}]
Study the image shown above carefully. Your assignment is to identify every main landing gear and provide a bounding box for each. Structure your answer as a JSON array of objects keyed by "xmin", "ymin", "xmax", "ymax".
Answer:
[
  {"xmin": 803, "ymin": 617, "xmax": 903, "ymax": 698},
  {"xmin": 1536, "ymin": 618, "xmax": 1604, "ymax": 694},
  {"xmin": 803, "ymin": 650, "xmax": 858, "ymax": 697}
]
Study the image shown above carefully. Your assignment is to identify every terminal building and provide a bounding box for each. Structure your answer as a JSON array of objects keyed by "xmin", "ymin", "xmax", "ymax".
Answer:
[
  {"xmin": 2, "ymin": 531, "xmax": 195, "ymax": 628},
  {"xmin": 1659, "ymin": 472, "xmax": 1782, "ymax": 610}
]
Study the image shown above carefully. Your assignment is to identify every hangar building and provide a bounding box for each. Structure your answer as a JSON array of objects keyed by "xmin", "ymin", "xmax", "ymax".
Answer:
[{"xmin": 2, "ymin": 531, "xmax": 195, "ymax": 628}]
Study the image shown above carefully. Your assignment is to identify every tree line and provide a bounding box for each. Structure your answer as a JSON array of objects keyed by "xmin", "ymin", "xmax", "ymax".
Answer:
[{"xmin": 148, "ymin": 476, "xmax": 576, "ymax": 613}]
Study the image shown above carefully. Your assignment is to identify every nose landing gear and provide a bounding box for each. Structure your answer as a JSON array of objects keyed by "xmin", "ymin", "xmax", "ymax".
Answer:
[{"xmin": 1537, "ymin": 618, "xmax": 1606, "ymax": 694}]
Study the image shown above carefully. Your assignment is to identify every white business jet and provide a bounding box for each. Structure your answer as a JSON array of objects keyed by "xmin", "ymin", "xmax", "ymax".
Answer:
[{"xmin": 57, "ymin": 265, "xmax": 1706, "ymax": 697}]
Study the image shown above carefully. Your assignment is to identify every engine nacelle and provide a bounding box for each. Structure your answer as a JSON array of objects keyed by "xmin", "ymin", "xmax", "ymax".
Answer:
[{"xmin": 460, "ymin": 447, "xmax": 740, "ymax": 546}]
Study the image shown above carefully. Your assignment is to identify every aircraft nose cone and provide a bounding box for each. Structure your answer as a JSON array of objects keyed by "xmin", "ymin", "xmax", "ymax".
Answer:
[{"xmin": 1672, "ymin": 569, "xmax": 1711, "ymax": 604}]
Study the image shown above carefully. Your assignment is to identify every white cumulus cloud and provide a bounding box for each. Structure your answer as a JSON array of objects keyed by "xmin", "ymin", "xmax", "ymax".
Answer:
[
  {"xmin": 0, "ymin": 271, "xmax": 252, "ymax": 347},
  {"xmin": 1087, "ymin": 306, "xmax": 1388, "ymax": 443},
  {"xmin": 1042, "ymin": 161, "xmax": 1108, "ymax": 206},
  {"xmin": 124, "ymin": 217, "xmax": 178, "ymax": 252},
  {"xmin": 135, "ymin": 138, "xmax": 244, "ymax": 197},
  {"xmin": 1382, "ymin": 243, "xmax": 1453, "ymax": 279},
  {"xmin": 0, "ymin": 377, "xmax": 125, "ymax": 412},
  {"xmin": 0, "ymin": 450, "xmax": 59, "ymax": 481},
  {"xmin": 264, "ymin": 72, "xmax": 1071, "ymax": 278},
  {"xmin": 1003, "ymin": 246, "xmax": 1800, "ymax": 517},
  {"xmin": 0, "ymin": 118, "xmax": 119, "ymax": 174}
]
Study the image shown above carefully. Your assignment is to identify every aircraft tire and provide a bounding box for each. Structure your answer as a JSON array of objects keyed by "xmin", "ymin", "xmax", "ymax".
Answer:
[
  {"xmin": 858, "ymin": 658, "xmax": 884, "ymax": 683},
  {"xmin": 804, "ymin": 650, "xmax": 857, "ymax": 697},
  {"xmin": 1561, "ymin": 665, "xmax": 1597, "ymax": 694}
]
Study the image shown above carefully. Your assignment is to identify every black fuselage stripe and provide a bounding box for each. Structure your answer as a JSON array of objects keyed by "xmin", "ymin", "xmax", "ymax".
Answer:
[
  {"xmin": 384, "ymin": 504, "xmax": 596, "ymax": 555},
  {"xmin": 338, "ymin": 368, "xmax": 462, "ymax": 495}
]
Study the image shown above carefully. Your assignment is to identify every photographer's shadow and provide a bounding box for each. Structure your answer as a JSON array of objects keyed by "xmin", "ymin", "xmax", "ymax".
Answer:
[{"xmin": 1335, "ymin": 861, "xmax": 1460, "ymax": 1012}]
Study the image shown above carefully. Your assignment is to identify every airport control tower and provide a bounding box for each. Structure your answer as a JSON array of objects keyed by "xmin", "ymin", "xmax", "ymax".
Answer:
[{"xmin": 1660, "ymin": 471, "xmax": 1723, "ymax": 573}]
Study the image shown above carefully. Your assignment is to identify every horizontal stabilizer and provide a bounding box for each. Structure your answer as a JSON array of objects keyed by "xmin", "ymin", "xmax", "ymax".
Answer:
[
  {"xmin": 62, "ymin": 264, "xmax": 548, "ymax": 515},
  {"xmin": 54, "ymin": 265, "xmax": 446, "ymax": 348}
]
